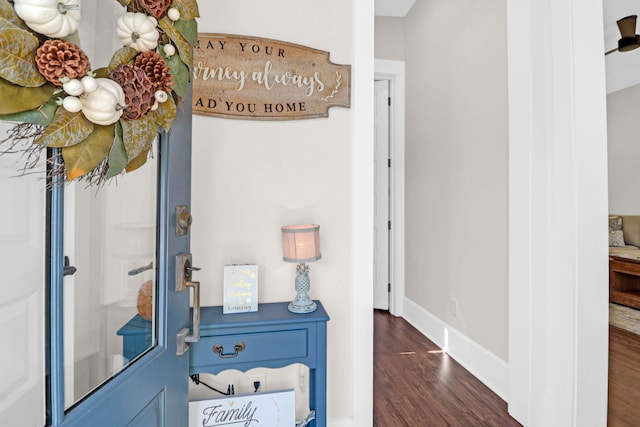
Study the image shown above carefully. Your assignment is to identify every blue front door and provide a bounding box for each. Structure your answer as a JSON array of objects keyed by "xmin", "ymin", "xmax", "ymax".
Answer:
[{"xmin": 48, "ymin": 93, "xmax": 193, "ymax": 427}]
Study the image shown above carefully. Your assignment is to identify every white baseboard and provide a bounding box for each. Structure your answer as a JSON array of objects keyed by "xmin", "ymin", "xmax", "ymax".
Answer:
[{"xmin": 402, "ymin": 297, "xmax": 509, "ymax": 401}]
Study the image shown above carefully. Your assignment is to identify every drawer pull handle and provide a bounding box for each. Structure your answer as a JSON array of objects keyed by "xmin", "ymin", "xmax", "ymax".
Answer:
[{"xmin": 213, "ymin": 342, "xmax": 246, "ymax": 358}]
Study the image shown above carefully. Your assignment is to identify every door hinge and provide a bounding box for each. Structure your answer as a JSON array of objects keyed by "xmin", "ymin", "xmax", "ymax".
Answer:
[
  {"xmin": 63, "ymin": 256, "xmax": 77, "ymax": 277},
  {"xmin": 388, "ymin": 97, "xmax": 391, "ymax": 106},
  {"xmin": 388, "ymin": 158, "xmax": 391, "ymax": 168},
  {"xmin": 388, "ymin": 283, "xmax": 391, "ymax": 292},
  {"xmin": 388, "ymin": 221, "xmax": 391, "ymax": 230}
]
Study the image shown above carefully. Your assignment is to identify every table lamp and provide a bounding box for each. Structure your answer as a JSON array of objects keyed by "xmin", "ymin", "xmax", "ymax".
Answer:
[{"xmin": 281, "ymin": 224, "xmax": 321, "ymax": 313}]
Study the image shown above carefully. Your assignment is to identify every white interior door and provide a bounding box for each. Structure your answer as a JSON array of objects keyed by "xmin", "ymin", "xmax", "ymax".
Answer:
[
  {"xmin": 0, "ymin": 122, "xmax": 46, "ymax": 426},
  {"xmin": 374, "ymin": 79, "xmax": 391, "ymax": 310}
]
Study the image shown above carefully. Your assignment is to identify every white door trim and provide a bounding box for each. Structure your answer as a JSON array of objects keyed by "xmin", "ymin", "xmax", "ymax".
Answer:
[
  {"xmin": 506, "ymin": 0, "xmax": 609, "ymax": 425},
  {"xmin": 352, "ymin": 2, "xmax": 375, "ymax": 425},
  {"xmin": 375, "ymin": 59, "xmax": 405, "ymax": 317}
]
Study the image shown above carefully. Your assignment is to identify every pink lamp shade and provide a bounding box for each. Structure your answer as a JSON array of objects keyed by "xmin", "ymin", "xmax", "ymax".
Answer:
[{"xmin": 281, "ymin": 224, "xmax": 321, "ymax": 263}]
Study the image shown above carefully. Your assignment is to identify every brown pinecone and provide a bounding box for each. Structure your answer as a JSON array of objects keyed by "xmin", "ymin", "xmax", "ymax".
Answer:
[
  {"xmin": 35, "ymin": 40, "xmax": 90, "ymax": 86},
  {"xmin": 109, "ymin": 64, "xmax": 155, "ymax": 120},
  {"xmin": 127, "ymin": 0, "xmax": 173, "ymax": 19},
  {"xmin": 134, "ymin": 51, "xmax": 174, "ymax": 92}
]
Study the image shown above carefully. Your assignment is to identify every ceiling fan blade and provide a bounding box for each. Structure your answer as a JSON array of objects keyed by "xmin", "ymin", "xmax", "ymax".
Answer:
[
  {"xmin": 605, "ymin": 47, "xmax": 619, "ymax": 55},
  {"xmin": 617, "ymin": 15, "xmax": 638, "ymax": 38}
]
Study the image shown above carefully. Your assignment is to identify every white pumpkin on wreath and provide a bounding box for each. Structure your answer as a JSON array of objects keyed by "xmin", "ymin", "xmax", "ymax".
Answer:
[{"xmin": 13, "ymin": 0, "xmax": 81, "ymax": 38}]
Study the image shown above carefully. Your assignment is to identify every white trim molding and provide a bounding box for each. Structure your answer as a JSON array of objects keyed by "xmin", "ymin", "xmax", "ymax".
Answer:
[
  {"xmin": 353, "ymin": 0, "xmax": 375, "ymax": 426},
  {"xmin": 507, "ymin": 0, "xmax": 609, "ymax": 425},
  {"xmin": 403, "ymin": 298, "xmax": 508, "ymax": 400},
  {"xmin": 374, "ymin": 59, "xmax": 406, "ymax": 317}
]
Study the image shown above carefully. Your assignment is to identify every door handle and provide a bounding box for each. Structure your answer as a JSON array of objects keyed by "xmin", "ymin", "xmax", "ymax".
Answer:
[
  {"xmin": 176, "ymin": 253, "xmax": 201, "ymax": 355},
  {"xmin": 185, "ymin": 279, "xmax": 200, "ymax": 342}
]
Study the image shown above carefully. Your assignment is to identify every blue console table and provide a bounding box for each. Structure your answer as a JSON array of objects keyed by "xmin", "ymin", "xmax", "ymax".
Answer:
[
  {"xmin": 189, "ymin": 301, "xmax": 330, "ymax": 427},
  {"xmin": 118, "ymin": 301, "xmax": 330, "ymax": 426}
]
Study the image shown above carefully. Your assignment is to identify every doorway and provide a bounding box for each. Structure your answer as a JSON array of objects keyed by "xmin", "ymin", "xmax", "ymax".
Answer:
[
  {"xmin": 374, "ymin": 79, "xmax": 390, "ymax": 310},
  {"xmin": 374, "ymin": 59, "xmax": 405, "ymax": 316}
]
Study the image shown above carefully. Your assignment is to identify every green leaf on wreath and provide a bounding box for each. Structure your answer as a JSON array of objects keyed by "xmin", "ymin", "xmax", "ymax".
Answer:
[
  {"xmin": 159, "ymin": 17, "xmax": 192, "ymax": 74},
  {"xmin": 174, "ymin": 19, "xmax": 198, "ymax": 47},
  {"xmin": 0, "ymin": 78, "xmax": 56, "ymax": 115},
  {"xmin": 174, "ymin": 0, "xmax": 200, "ymax": 20},
  {"xmin": 0, "ymin": 3, "xmax": 27, "ymax": 30},
  {"xmin": 92, "ymin": 67, "xmax": 108, "ymax": 79},
  {"xmin": 151, "ymin": 93, "xmax": 177, "ymax": 132},
  {"xmin": 116, "ymin": 0, "xmax": 131, "ymax": 7},
  {"xmin": 0, "ymin": 27, "xmax": 46, "ymax": 87},
  {"xmin": 162, "ymin": 50, "xmax": 189, "ymax": 97},
  {"xmin": 105, "ymin": 121, "xmax": 128, "ymax": 179},
  {"xmin": 35, "ymin": 108, "xmax": 94, "ymax": 147},
  {"xmin": 125, "ymin": 147, "xmax": 150, "ymax": 173},
  {"xmin": 120, "ymin": 114, "xmax": 156, "ymax": 161},
  {"xmin": 0, "ymin": 96, "xmax": 59, "ymax": 125},
  {"xmin": 108, "ymin": 47, "xmax": 138, "ymax": 73},
  {"xmin": 62, "ymin": 124, "xmax": 115, "ymax": 181},
  {"xmin": 0, "ymin": 16, "xmax": 19, "ymax": 31}
]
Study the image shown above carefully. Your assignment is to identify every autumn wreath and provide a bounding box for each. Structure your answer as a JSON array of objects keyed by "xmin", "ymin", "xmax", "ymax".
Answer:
[{"xmin": 0, "ymin": 0, "xmax": 198, "ymax": 184}]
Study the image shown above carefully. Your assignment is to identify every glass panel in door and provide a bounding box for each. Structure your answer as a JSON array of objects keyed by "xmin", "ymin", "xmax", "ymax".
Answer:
[
  {"xmin": 58, "ymin": 0, "xmax": 161, "ymax": 408},
  {"xmin": 0, "ymin": 121, "xmax": 46, "ymax": 426},
  {"xmin": 64, "ymin": 149, "xmax": 158, "ymax": 407}
]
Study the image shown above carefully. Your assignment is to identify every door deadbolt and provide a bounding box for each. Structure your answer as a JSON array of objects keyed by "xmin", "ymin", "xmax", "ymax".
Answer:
[
  {"xmin": 176, "ymin": 205, "xmax": 192, "ymax": 236},
  {"xmin": 176, "ymin": 253, "xmax": 200, "ymax": 291}
]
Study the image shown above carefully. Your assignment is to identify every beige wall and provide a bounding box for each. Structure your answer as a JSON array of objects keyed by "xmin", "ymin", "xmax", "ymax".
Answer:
[
  {"xmin": 607, "ymin": 84, "xmax": 640, "ymax": 215},
  {"xmin": 192, "ymin": 0, "xmax": 357, "ymax": 422},
  {"xmin": 375, "ymin": 17, "xmax": 405, "ymax": 61},
  {"xmin": 403, "ymin": 0, "xmax": 509, "ymax": 359}
]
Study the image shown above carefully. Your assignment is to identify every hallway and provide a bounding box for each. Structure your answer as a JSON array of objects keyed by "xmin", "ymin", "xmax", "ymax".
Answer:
[{"xmin": 373, "ymin": 310, "xmax": 521, "ymax": 426}]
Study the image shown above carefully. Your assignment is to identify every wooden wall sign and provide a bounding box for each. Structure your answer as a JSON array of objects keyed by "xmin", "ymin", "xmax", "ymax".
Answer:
[{"xmin": 193, "ymin": 33, "xmax": 351, "ymax": 120}]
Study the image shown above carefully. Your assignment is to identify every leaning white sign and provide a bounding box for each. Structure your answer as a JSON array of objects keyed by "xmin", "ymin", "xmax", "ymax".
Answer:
[{"xmin": 189, "ymin": 389, "xmax": 295, "ymax": 427}]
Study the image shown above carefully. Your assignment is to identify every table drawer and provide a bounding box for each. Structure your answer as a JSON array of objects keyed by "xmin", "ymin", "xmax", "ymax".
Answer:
[{"xmin": 190, "ymin": 329, "xmax": 308, "ymax": 369}]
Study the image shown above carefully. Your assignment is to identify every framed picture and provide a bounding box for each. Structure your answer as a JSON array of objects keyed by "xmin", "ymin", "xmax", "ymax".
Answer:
[{"xmin": 223, "ymin": 264, "xmax": 258, "ymax": 313}]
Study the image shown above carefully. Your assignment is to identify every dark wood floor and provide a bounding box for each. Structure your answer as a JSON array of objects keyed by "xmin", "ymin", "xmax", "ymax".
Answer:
[
  {"xmin": 374, "ymin": 311, "xmax": 640, "ymax": 426},
  {"xmin": 373, "ymin": 310, "xmax": 521, "ymax": 426},
  {"xmin": 608, "ymin": 325, "xmax": 640, "ymax": 427}
]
